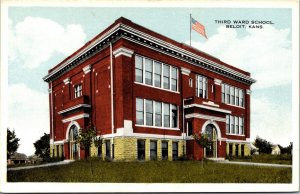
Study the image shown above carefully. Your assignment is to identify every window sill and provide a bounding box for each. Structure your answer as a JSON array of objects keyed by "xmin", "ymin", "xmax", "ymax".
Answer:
[
  {"xmin": 134, "ymin": 81, "xmax": 180, "ymax": 94},
  {"xmin": 226, "ymin": 133, "xmax": 245, "ymax": 137},
  {"xmin": 222, "ymin": 103, "xmax": 245, "ymax": 109},
  {"xmin": 135, "ymin": 124, "xmax": 180, "ymax": 131}
]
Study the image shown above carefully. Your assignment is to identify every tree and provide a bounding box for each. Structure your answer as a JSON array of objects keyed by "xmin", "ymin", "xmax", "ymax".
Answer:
[
  {"xmin": 34, "ymin": 133, "xmax": 50, "ymax": 161},
  {"xmin": 193, "ymin": 132, "xmax": 212, "ymax": 168},
  {"xmin": 253, "ymin": 136, "xmax": 273, "ymax": 154},
  {"xmin": 7, "ymin": 128, "xmax": 20, "ymax": 159}
]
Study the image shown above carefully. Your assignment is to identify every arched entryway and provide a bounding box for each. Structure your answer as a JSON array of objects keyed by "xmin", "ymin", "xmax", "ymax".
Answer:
[
  {"xmin": 66, "ymin": 122, "xmax": 80, "ymax": 160},
  {"xmin": 201, "ymin": 121, "xmax": 221, "ymax": 159}
]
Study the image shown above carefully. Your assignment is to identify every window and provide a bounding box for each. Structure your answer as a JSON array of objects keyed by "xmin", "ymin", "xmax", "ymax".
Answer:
[
  {"xmin": 189, "ymin": 78, "xmax": 193, "ymax": 87},
  {"xmin": 145, "ymin": 59, "xmax": 153, "ymax": 85},
  {"xmin": 150, "ymin": 141, "xmax": 157, "ymax": 160},
  {"xmin": 98, "ymin": 145, "xmax": 102, "ymax": 157},
  {"xmin": 229, "ymin": 144, "xmax": 233, "ymax": 156},
  {"xmin": 235, "ymin": 144, "xmax": 239, "ymax": 156},
  {"xmin": 136, "ymin": 98, "xmax": 177, "ymax": 129},
  {"xmin": 239, "ymin": 89, "xmax": 244, "ymax": 107},
  {"xmin": 135, "ymin": 56, "xmax": 143, "ymax": 83},
  {"xmin": 196, "ymin": 75, "xmax": 207, "ymax": 98},
  {"xmin": 172, "ymin": 142, "xmax": 178, "ymax": 160},
  {"xmin": 155, "ymin": 102, "xmax": 162, "ymax": 127},
  {"xmin": 154, "ymin": 62, "xmax": 161, "ymax": 87},
  {"xmin": 136, "ymin": 98, "xmax": 144, "ymax": 125},
  {"xmin": 163, "ymin": 103, "xmax": 170, "ymax": 127},
  {"xmin": 225, "ymin": 85, "xmax": 230, "ymax": 104},
  {"xmin": 171, "ymin": 67, "xmax": 178, "ymax": 91},
  {"xmin": 230, "ymin": 86, "xmax": 235, "ymax": 105},
  {"xmin": 145, "ymin": 100, "xmax": 153, "ymax": 126},
  {"xmin": 105, "ymin": 140, "xmax": 111, "ymax": 159},
  {"xmin": 171, "ymin": 105, "xmax": 178, "ymax": 128},
  {"xmin": 221, "ymin": 83, "xmax": 244, "ymax": 108},
  {"xmin": 135, "ymin": 55, "xmax": 178, "ymax": 92},
  {"xmin": 230, "ymin": 116, "xmax": 234, "ymax": 134},
  {"xmin": 226, "ymin": 115, "xmax": 230, "ymax": 134},
  {"xmin": 163, "ymin": 64, "xmax": 170, "ymax": 89},
  {"xmin": 137, "ymin": 140, "xmax": 145, "ymax": 160},
  {"xmin": 241, "ymin": 144, "xmax": 245, "ymax": 157},
  {"xmin": 235, "ymin": 116, "xmax": 239, "ymax": 134},
  {"xmin": 74, "ymin": 84, "xmax": 82, "ymax": 98},
  {"xmin": 162, "ymin": 141, "xmax": 168, "ymax": 160},
  {"xmin": 187, "ymin": 121, "xmax": 193, "ymax": 136},
  {"xmin": 227, "ymin": 115, "xmax": 244, "ymax": 135}
]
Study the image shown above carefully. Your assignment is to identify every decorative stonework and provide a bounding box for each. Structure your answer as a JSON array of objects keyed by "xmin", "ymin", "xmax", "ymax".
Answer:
[
  {"xmin": 83, "ymin": 65, "xmax": 91, "ymax": 74},
  {"xmin": 181, "ymin": 67, "xmax": 191, "ymax": 76},
  {"xmin": 246, "ymin": 89, "xmax": 252, "ymax": 95},
  {"xmin": 63, "ymin": 78, "xmax": 70, "ymax": 85},
  {"xmin": 113, "ymin": 47, "xmax": 134, "ymax": 58},
  {"xmin": 214, "ymin": 78, "xmax": 222, "ymax": 85}
]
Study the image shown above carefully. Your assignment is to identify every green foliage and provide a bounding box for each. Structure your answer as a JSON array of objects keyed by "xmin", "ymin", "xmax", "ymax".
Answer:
[
  {"xmin": 280, "ymin": 142, "xmax": 293, "ymax": 155},
  {"xmin": 7, "ymin": 128, "xmax": 20, "ymax": 159},
  {"xmin": 7, "ymin": 160, "xmax": 292, "ymax": 183},
  {"xmin": 254, "ymin": 136, "xmax": 273, "ymax": 154},
  {"xmin": 193, "ymin": 132, "xmax": 211, "ymax": 148},
  {"xmin": 33, "ymin": 133, "xmax": 50, "ymax": 161}
]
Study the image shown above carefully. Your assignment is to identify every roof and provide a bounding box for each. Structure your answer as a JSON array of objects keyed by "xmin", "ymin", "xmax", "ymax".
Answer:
[
  {"xmin": 10, "ymin": 152, "xmax": 27, "ymax": 160},
  {"xmin": 43, "ymin": 17, "xmax": 256, "ymax": 85}
]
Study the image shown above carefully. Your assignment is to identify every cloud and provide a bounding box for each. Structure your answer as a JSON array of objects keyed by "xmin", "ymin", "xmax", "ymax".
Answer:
[
  {"xmin": 8, "ymin": 84, "xmax": 49, "ymax": 156},
  {"xmin": 9, "ymin": 17, "xmax": 86, "ymax": 69},
  {"xmin": 251, "ymin": 96, "xmax": 292, "ymax": 146},
  {"xmin": 191, "ymin": 25, "xmax": 292, "ymax": 89}
]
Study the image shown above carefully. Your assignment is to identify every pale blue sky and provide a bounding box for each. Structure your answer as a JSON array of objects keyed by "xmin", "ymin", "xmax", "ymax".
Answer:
[{"xmin": 7, "ymin": 7, "xmax": 293, "ymax": 155}]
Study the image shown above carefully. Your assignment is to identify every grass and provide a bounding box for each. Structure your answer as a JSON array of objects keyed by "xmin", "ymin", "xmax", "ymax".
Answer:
[
  {"xmin": 7, "ymin": 159, "xmax": 292, "ymax": 183},
  {"xmin": 228, "ymin": 154, "xmax": 292, "ymax": 165}
]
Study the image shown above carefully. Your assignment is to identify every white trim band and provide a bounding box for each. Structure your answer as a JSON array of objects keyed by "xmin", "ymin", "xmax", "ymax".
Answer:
[
  {"xmin": 185, "ymin": 113, "xmax": 226, "ymax": 122},
  {"xmin": 203, "ymin": 101, "xmax": 220, "ymax": 107},
  {"xmin": 58, "ymin": 104, "xmax": 91, "ymax": 114},
  {"xmin": 113, "ymin": 47, "xmax": 134, "ymax": 58},
  {"xmin": 62, "ymin": 113, "xmax": 90, "ymax": 123},
  {"xmin": 184, "ymin": 103, "xmax": 231, "ymax": 114}
]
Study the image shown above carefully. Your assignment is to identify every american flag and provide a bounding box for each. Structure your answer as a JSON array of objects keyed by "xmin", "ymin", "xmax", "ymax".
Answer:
[{"xmin": 191, "ymin": 17, "xmax": 208, "ymax": 39}]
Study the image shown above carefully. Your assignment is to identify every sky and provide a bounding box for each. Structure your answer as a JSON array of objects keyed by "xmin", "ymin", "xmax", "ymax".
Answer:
[{"xmin": 5, "ymin": 5, "xmax": 294, "ymax": 156}]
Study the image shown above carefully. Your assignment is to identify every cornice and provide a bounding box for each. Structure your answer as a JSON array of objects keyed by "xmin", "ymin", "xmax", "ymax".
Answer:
[{"xmin": 43, "ymin": 23, "xmax": 256, "ymax": 85}]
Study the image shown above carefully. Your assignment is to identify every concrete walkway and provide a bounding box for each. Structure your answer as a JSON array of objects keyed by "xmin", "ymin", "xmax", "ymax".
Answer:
[
  {"xmin": 217, "ymin": 160, "xmax": 292, "ymax": 168},
  {"xmin": 7, "ymin": 160, "xmax": 75, "ymax": 171}
]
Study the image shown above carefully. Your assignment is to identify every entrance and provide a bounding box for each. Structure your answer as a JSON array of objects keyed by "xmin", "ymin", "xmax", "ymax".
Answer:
[
  {"xmin": 204, "ymin": 124, "xmax": 217, "ymax": 158},
  {"xmin": 69, "ymin": 125, "xmax": 79, "ymax": 160}
]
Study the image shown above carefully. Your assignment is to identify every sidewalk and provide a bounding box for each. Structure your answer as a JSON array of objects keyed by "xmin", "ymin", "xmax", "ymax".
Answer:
[
  {"xmin": 218, "ymin": 160, "xmax": 292, "ymax": 168},
  {"xmin": 7, "ymin": 160, "xmax": 75, "ymax": 171}
]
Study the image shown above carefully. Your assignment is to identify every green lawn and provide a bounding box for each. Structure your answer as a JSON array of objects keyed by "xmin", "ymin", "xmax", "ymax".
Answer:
[
  {"xmin": 228, "ymin": 154, "xmax": 292, "ymax": 165},
  {"xmin": 7, "ymin": 160, "xmax": 292, "ymax": 183}
]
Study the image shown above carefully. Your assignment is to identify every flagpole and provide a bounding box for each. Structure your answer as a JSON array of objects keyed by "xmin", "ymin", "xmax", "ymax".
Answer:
[{"xmin": 190, "ymin": 14, "xmax": 191, "ymax": 46}]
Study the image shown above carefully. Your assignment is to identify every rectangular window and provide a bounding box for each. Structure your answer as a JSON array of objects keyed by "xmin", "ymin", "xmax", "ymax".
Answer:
[
  {"xmin": 171, "ymin": 67, "xmax": 178, "ymax": 91},
  {"xmin": 150, "ymin": 141, "xmax": 157, "ymax": 160},
  {"xmin": 240, "ymin": 117, "xmax": 244, "ymax": 135},
  {"xmin": 196, "ymin": 75, "xmax": 207, "ymax": 98},
  {"xmin": 187, "ymin": 121, "xmax": 193, "ymax": 136},
  {"xmin": 163, "ymin": 103, "xmax": 170, "ymax": 127},
  {"xmin": 189, "ymin": 78, "xmax": 193, "ymax": 87},
  {"xmin": 230, "ymin": 86, "xmax": 235, "ymax": 105},
  {"xmin": 171, "ymin": 105, "xmax": 178, "ymax": 128},
  {"xmin": 235, "ymin": 116, "xmax": 239, "ymax": 134},
  {"xmin": 137, "ymin": 140, "xmax": 145, "ymax": 160},
  {"xmin": 105, "ymin": 140, "xmax": 111, "ymax": 159},
  {"xmin": 229, "ymin": 144, "xmax": 233, "ymax": 156},
  {"xmin": 235, "ymin": 88, "xmax": 239, "ymax": 106},
  {"xmin": 145, "ymin": 58, "xmax": 153, "ymax": 85},
  {"xmin": 221, "ymin": 84, "xmax": 225, "ymax": 103},
  {"xmin": 230, "ymin": 115, "xmax": 234, "ymax": 134},
  {"xmin": 154, "ymin": 62, "xmax": 161, "ymax": 87},
  {"xmin": 226, "ymin": 115, "xmax": 230, "ymax": 134},
  {"xmin": 162, "ymin": 141, "xmax": 168, "ymax": 160},
  {"xmin": 145, "ymin": 100, "xmax": 153, "ymax": 126},
  {"xmin": 225, "ymin": 85, "xmax": 230, "ymax": 104},
  {"xmin": 235, "ymin": 144, "xmax": 239, "ymax": 157},
  {"xmin": 163, "ymin": 64, "xmax": 170, "ymax": 89},
  {"xmin": 135, "ymin": 56, "xmax": 143, "ymax": 83},
  {"xmin": 155, "ymin": 102, "xmax": 162, "ymax": 127},
  {"xmin": 74, "ymin": 84, "xmax": 82, "ymax": 98},
  {"xmin": 239, "ymin": 89, "xmax": 244, "ymax": 107},
  {"xmin": 241, "ymin": 144, "xmax": 245, "ymax": 157},
  {"xmin": 172, "ymin": 142, "xmax": 178, "ymax": 160},
  {"xmin": 98, "ymin": 145, "xmax": 102, "ymax": 157},
  {"xmin": 136, "ymin": 98, "xmax": 144, "ymax": 125}
]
